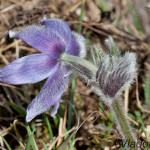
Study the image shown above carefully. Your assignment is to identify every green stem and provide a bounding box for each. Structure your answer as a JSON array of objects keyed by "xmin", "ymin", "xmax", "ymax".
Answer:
[
  {"xmin": 112, "ymin": 100, "xmax": 137, "ymax": 150},
  {"xmin": 67, "ymin": 76, "xmax": 76, "ymax": 130},
  {"xmin": 43, "ymin": 114, "xmax": 55, "ymax": 150},
  {"xmin": 60, "ymin": 53, "xmax": 97, "ymax": 73},
  {"xmin": 61, "ymin": 53, "xmax": 137, "ymax": 149}
]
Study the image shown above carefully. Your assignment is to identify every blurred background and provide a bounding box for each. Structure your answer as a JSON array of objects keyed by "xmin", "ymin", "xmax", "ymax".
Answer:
[{"xmin": 0, "ymin": 0, "xmax": 150, "ymax": 149}]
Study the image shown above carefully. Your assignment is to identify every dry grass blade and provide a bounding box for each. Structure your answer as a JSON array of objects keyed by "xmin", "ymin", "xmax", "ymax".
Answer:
[
  {"xmin": 136, "ymin": 77, "xmax": 150, "ymax": 113},
  {"xmin": 58, "ymin": 111, "xmax": 99, "ymax": 149},
  {"xmin": 124, "ymin": 88, "xmax": 129, "ymax": 113},
  {"xmin": 48, "ymin": 127, "xmax": 76, "ymax": 150}
]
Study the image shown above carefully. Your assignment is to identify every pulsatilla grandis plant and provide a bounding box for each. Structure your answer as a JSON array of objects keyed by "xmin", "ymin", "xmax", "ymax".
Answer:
[{"xmin": 0, "ymin": 18, "xmax": 137, "ymax": 149}]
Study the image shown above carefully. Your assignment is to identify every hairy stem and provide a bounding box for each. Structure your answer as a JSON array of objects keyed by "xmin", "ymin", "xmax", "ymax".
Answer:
[
  {"xmin": 60, "ymin": 53, "xmax": 98, "ymax": 73},
  {"xmin": 112, "ymin": 99, "xmax": 137, "ymax": 150},
  {"xmin": 61, "ymin": 53, "xmax": 137, "ymax": 149}
]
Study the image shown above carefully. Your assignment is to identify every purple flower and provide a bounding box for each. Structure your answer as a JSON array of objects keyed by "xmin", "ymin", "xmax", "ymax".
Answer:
[
  {"xmin": 96, "ymin": 52, "xmax": 137, "ymax": 103},
  {"xmin": 0, "ymin": 18, "xmax": 86, "ymax": 122}
]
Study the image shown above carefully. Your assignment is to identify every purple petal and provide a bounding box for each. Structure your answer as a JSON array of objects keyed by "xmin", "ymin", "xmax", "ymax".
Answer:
[
  {"xmin": 50, "ymin": 101, "xmax": 60, "ymax": 116},
  {"xmin": 103, "ymin": 53, "xmax": 136, "ymax": 98},
  {"xmin": 41, "ymin": 17, "xmax": 71, "ymax": 47},
  {"xmin": 0, "ymin": 54, "xmax": 57, "ymax": 85},
  {"xmin": 96, "ymin": 55, "xmax": 110, "ymax": 89},
  {"xmin": 66, "ymin": 32, "xmax": 86, "ymax": 58},
  {"xmin": 26, "ymin": 64, "xmax": 69, "ymax": 122},
  {"xmin": 9, "ymin": 25, "xmax": 65, "ymax": 58}
]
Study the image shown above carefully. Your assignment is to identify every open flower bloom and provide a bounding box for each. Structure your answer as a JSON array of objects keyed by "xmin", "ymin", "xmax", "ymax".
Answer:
[{"xmin": 0, "ymin": 18, "xmax": 86, "ymax": 122}]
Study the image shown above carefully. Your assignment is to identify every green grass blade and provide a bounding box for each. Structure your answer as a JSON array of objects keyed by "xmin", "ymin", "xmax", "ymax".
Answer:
[
  {"xmin": 127, "ymin": 0, "xmax": 142, "ymax": 32},
  {"xmin": 143, "ymin": 76, "xmax": 150, "ymax": 108},
  {"xmin": 99, "ymin": 0, "xmax": 107, "ymax": 12},
  {"xmin": 25, "ymin": 122, "xmax": 36, "ymax": 150},
  {"xmin": 91, "ymin": 47, "xmax": 97, "ymax": 66},
  {"xmin": 78, "ymin": 0, "xmax": 84, "ymax": 33},
  {"xmin": 67, "ymin": 77, "xmax": 76, "ymax": 130},
  {"xmin": 69, "ymin": 132, "xmax": 76, "ymax": 150},
  {"xmin": 42, "ymin": 141, "xmax": 49, "ymax": 150},
  {"xmin": 25, "ymin": 132, "xmax": 35, "ymax": 150},
  {"xmin": 85, "ymin": 31, "xmax": 91, "ymax": 45},
  {"xmin": 25, "ymin": 122, "xmax": 32, "ymax": 135},
  {"xmin": 7, "ymin": 101, "xmax": 26, "ymax": 117},
  {"xmin": 53, "ymin": 115, "xmax": 59, "ymax": 127},
  {"xmin": 0, "ymin": 135, "xmax": 12, "ymax": 150},
  {"xmin": 135, "ymin": 112, "xmax": 147, "ymax": 138},
  {"xmin": 44, "ymin": 113, "xmax": 55, "ymax": 150},
  {"xmin": 44, "ymin": 114, "xmax": 54, "ymax": 139},
  {"xmin": 69, "ymin": 140, "xmax": 74, "ymax": 150},
  {"xmin": 95, "ymin": 47, "xmax": 101, "ymax": 62},
  {"xmin": 135, "ymin": 111, "xmax": 148, "ymax": 150}
]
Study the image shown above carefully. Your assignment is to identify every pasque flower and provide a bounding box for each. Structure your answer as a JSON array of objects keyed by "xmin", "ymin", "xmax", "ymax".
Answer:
[
  {"xmin": 0, "ymin": 17, "xmax": 86, "ymax": 122},
  {"xmin": 96, "ymin": 37, "xmax": 137, "ymax": 104},
  {"xmin": 94, "ymin": 38, "xmax": 138, "ymax": 147}
]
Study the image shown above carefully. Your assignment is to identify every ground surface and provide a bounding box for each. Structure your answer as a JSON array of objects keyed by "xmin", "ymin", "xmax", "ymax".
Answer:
[{"xmin": 0, "ymin": 0, "xmax": 150, "ymax": 150}]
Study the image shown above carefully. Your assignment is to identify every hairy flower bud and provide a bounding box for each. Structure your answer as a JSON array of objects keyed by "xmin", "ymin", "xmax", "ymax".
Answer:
[{"xmin": 96, "ymin": 45, "xmax": 137, "ymax": 103}]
